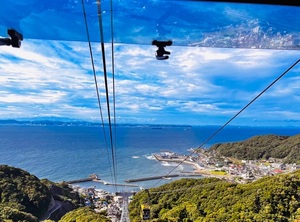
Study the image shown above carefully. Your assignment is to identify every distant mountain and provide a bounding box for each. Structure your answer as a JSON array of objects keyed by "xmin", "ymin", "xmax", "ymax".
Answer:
[
  {"xmin": 0, "ymin": 119, "xmax": 192, "ymax": 128},
  {"xmin": 209, "ymin": 134, "xmax": 300, "ymax": 164},
  {"xmin": 0, "ymin": 119, "xmax": 101, "ymax": 126},
  {"xmin": 0, "ymin": 119, "xmax": 21, "ymax": 124}
]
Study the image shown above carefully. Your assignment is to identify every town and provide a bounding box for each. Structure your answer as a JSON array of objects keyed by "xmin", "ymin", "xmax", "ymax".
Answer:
[
  {"xmin": 68, "ymin": 148, "xmax": 300, "ymax": 221},
  {"xmin": 154, "ymin": 149, "xmax": 300, "ymax": 183}
]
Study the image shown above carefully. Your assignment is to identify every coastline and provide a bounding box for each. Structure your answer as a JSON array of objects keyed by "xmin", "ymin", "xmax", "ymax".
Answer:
[
  {"xmin": 153, "ymin": 153, "xmax": 231, "ymax": 179},
  {"xmin": 153, "ymin": 150, "xmax": 299, "ymax": 183}
]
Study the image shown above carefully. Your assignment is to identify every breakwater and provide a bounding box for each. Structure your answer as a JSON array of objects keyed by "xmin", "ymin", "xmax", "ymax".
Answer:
[
  {"xmin": 65, "ymin": 173, "xmax": 98, "ymax": 184},
  {"xmin": 65, "ymin": 175, "xmax": 139, "ymax": 187},
  {"xmin": 125, "ymin": 174, "xmax": 179, "ymax": 183},
  {"xmin": 65, "ymin": 177, "xmax": 94, "ymax": 184}
]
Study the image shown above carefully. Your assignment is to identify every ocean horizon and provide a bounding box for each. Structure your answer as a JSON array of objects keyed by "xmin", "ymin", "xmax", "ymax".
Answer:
[{"xmin": 1, "ymin": 123, "xmax": 299, "ymax": 192}]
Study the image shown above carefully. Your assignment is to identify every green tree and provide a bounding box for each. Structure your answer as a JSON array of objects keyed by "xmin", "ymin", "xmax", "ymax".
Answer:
[
  {"xmin": 0, "ymin": 165, "xmax": 51, "ymax": 218},
  {"xmin": 0, "ymin": 204, "xmax": 38, "ymax": 222},
  {"xmin": 129, "ymin": 170, "xmax": 300, "ymax": 221},
  {"xmin": 59, "ymin": 207, "xmax": 110, "ymax": 222}
]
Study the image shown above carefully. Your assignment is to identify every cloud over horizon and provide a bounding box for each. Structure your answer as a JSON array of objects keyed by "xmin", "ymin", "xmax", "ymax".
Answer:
[{"xmin": 0, "ymin": 39, "xmax": 299, "ymax": 126}]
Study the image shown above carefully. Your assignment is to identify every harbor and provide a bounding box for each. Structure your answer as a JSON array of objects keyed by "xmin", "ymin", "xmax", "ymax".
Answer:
[
  {"xmin": 65, "ymin": 174, "xmax": 139, "ymax": 188},
  {"xmin": 152, "ymin": 149, "xmax": 300, "ymax": 183},
  {"xmin": 64, "ymin": 149, "xmax": 300, "ymax": 189}
]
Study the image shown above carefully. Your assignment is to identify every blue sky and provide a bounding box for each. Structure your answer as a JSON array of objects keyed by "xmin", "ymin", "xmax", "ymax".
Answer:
[
  {"xmin": 0, "ymin": 1, "xmax": 300, "ymax": 126},
  {"xmin": 1, "ymin": 40, "xmax": 300, "ymax": 126}
]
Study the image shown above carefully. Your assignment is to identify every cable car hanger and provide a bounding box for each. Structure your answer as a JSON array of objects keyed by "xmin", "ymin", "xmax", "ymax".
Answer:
[{"xmin": 0, "ymin": 28, "xmax": 23, "ymax": 48}]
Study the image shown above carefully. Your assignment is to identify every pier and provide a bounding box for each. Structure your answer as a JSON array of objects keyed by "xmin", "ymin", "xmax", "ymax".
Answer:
[
  {"xmin": 65, "ymin": 177, "xmax": 94, "ymax": 184},
  {"xmin": 125, "ymin": 174, "xmax": 179, "ymax": 183},
  {"xmin": 65, "ymin": 173, "xmax": 99, "ymax": 184},
  {"xmin": 93, "ymin": 180, "xmax": 139, "ymax": 187}
]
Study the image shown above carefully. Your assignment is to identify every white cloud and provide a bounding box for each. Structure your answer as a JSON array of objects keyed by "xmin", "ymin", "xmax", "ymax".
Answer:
[
  {"xmin": 178, "ymin": 101, "xmax": 219, "ymax": 113},
  {"xmin": 1, "ymin": 39, "xmax": 300, "ymax": 125},
  {"xmin": 0, "ymin": 91, "xmax": 65, "ymax": 103}
]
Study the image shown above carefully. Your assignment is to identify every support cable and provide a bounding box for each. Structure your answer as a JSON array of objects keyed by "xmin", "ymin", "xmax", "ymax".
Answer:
[
  {"xmin": 97, "ymin": 0, "xmax": 118, "ymax": 190},
  {"xmin": 151, "ymin": 59, "xmax": 300, "ymax": 188},
  {"xmin": 81, "ymin": 0, "xmax": 114, "ymax": 181},
  {"xmin": 110, "ymin": 0, "xmax": 118, "ymax": 185}
]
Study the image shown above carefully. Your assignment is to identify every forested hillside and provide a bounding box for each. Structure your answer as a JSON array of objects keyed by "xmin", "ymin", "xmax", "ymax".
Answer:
[
  {"xmin": 2, "ymin": 165, "xmax": 300, "ymax": 221},
  {"xmin": 209, "ymin": 134, "xmax": 300, "ymax": 163},
  {"xmin": 0, "ymin": 165, "xmax": 51, "ymax": 221},
  {"xmin": 0, "ymin": 165, "xmax": 82, "ymax": 221},
  {"xmin": 59, "ymin": 207, "xmax": 110, "ymax": 221},
  {"xmin": 129, "ymin": 170, "xmax": 300, "ymax": 221}
]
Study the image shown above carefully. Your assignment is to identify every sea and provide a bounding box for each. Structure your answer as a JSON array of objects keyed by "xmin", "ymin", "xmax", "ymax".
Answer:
[{"xmin": 0, "ymin": 124, "xmax": 299, "ymax": 193}]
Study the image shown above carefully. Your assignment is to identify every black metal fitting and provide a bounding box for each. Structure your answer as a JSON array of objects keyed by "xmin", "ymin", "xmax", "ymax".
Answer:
[{"xmin": 152, "ymin": 40, "xmax": 173, "ymax": 60}]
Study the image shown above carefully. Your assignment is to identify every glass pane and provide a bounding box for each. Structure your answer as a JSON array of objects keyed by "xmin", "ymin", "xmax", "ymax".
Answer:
[{"xmin": 1, "ymin": 0, "xmax": 299, "ymax": 49}]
